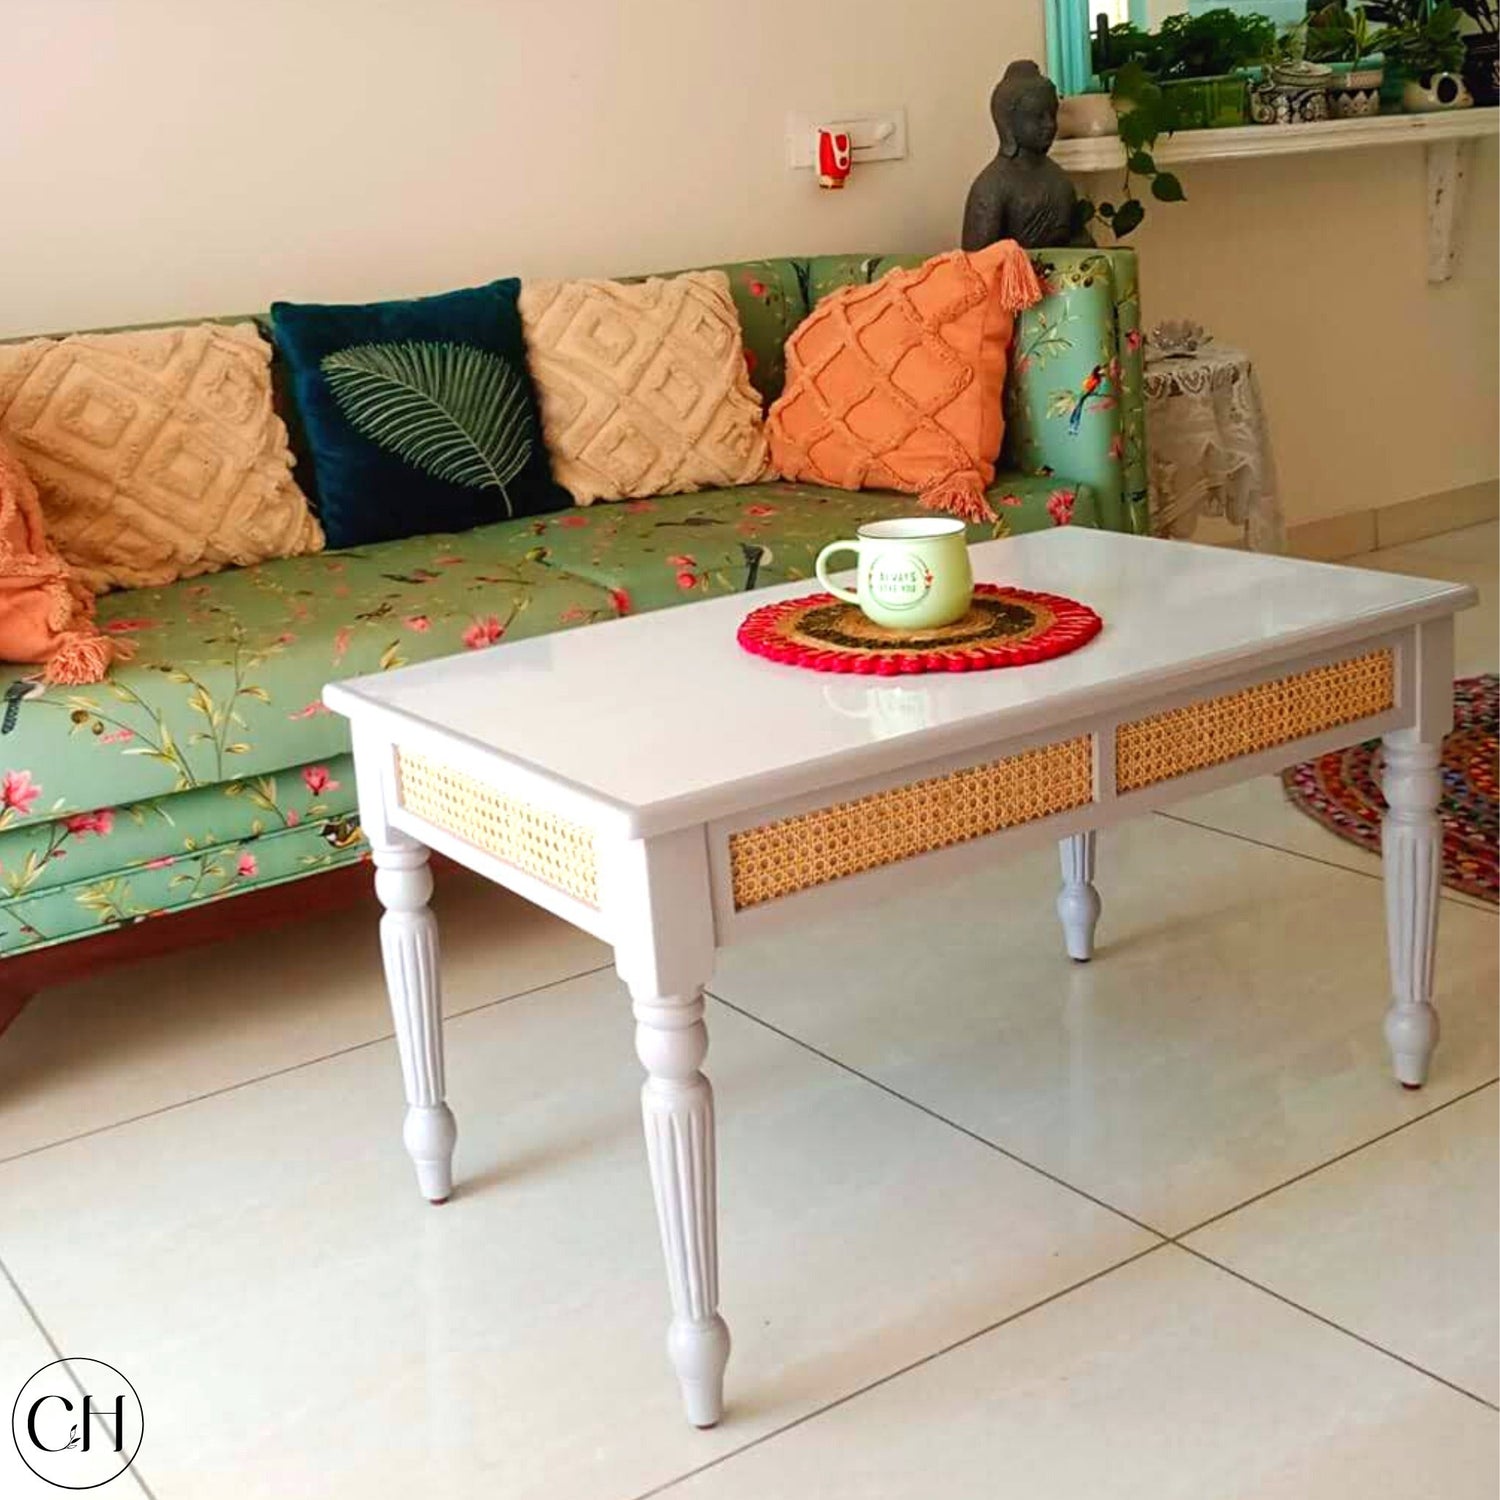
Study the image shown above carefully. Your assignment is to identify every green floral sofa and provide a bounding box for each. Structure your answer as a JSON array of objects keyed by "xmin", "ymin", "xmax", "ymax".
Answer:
[{"xmin": 0, "ymin": 248, "xmax": 1144, "ymax": 961}]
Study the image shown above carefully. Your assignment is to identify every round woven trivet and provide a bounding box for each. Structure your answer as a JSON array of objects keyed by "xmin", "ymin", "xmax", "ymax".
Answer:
[{"xmin": 737, "ymin": 583, "xmax": 1103, "ymax": 675}]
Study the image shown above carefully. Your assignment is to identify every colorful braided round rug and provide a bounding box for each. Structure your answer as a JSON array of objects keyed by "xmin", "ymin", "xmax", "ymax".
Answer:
[
  {"xmin": 1281, "ymin": 674, "xmax": 1498, "ymax": 904},
  {"xmin": 737, "ymin": 584, "xmax": 1102, "ymax": 675}
]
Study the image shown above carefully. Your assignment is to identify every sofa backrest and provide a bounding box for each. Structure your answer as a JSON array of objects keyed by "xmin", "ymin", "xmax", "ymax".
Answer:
[
  {"xmin": 651, "ymin": 259, "xmax": 807, "ymax": 407},
  {"xmin": 6, "ymin": 246, "xmax": 1146, "ymax": 535}
]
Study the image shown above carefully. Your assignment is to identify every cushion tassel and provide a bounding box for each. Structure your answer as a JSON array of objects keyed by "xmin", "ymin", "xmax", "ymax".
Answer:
[
  {"xmin": 43, "ymin": 630, "xmax": 122, "ymax": 685},
  {"xmin": 918, "ymin": 469, "xmax": 995, "ymax": 525},
  {"xmin": 994, "ymin": 240, "xmax": 1044, "ymax": 313}
]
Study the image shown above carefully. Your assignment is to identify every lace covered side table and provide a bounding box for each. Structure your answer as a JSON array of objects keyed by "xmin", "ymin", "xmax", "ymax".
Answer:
[{"xmin": 1145, "ymin": 345, "xmax": 1286, "ymax": 553}]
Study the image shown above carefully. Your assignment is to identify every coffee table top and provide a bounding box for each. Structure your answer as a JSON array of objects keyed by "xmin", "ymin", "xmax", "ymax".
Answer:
[{"xmin": 326, "ymin": 529, "xmax": 1474, "ymax": 834}]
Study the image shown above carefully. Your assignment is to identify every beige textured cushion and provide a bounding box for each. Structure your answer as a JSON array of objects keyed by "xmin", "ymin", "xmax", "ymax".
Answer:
[
  {"xmin": 0, "ymin": 322, "xmax": 323, "ymax": 591},
  {"xmin": 519, "ymin": 270, "xmax": 769, "ymax": 504}
]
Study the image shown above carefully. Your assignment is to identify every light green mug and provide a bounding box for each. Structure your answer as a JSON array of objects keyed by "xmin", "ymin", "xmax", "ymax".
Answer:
[{"xmin": 814, "ymin": 517, "xmax": 974, "ymax": 631}]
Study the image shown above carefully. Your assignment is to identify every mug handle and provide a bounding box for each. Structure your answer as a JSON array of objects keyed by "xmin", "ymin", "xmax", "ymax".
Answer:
[{"xmin": 815, "ymin": 540, "xmax": 862, "ymax": 605}]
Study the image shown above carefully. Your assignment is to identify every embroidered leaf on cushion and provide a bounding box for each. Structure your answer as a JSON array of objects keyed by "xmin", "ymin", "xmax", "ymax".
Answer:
[
  {"xmin": 765, "ymin": 241, "xmax": 1041, "ymax": 524},
  {"xmin": 320, "ymin": 342, "xmax": 535, "ymax": 517},
  {"xmin": 0, "ymin": 323, "xmax": 323, "ymax": 592},
  {"xmin": 518, "ymin": 271, "xmax": 769, "ymax": 505},
  {"xmin": 271, "ymin": 279, "xmax": 567, "ymax": 549}
]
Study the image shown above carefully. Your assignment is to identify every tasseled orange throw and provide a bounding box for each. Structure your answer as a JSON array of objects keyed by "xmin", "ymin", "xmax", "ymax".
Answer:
[
  {"xmin": 0, "ymin": 436, "xmax": 121, "ymax": 684},
  {"xmin": 766, "ymin": 240, "xmax": 1043, "ymax": 524}
]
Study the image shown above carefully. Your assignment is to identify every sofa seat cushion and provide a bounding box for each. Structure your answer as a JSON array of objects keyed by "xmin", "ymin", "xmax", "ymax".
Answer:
[
  {"xmin": 0, "ymin": 757, "xmax": 362, "ymax": 954},
  {"xmin": 0, "ymin": 536, "xmax": 630, "ymax": 826},
  {"xmin": 0, "ymin": 474, "xmax": 1091, "ymax": 838},
  {"xmin": 524, "ymin": 474, "xmax": 1096, "ymax": 613},
  {"xmin": 1, "ymin": 751, "xmax": 357, "ymax": 905}
]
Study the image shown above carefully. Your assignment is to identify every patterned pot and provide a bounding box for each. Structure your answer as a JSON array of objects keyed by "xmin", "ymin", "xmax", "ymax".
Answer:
[
  {"xmin": 1402, "ymin": 72, "xmax": 1474, "ymax": 111},
  {"xmin": 1328, "ymin": 62, "xmax": 1385, "ymax": 118},
  {"xmin": 1250, "ymin": 79, "xmax": 1331, "ymax": 124}
]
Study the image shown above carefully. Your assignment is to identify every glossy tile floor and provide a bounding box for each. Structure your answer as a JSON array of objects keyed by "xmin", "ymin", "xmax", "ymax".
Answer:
[{"xmin": 2, "ymin": 524, "xmax": 1495, "ymax": 1499}]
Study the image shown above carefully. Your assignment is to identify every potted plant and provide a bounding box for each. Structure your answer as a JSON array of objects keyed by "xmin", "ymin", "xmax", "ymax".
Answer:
[
  {"xmin": 1250, "ymin": 23, "xmax": 1337, "ymax": 123},
  {"xmin": 1366, "ymin": 0, "xmax": 1474, "ymax": 103},
  {"xmin": 1387, "ymin": 1, "xmax": 1473, "ymax": 107},
  {"xmin": 1075, "ymin": 61, "xmax": 1187, "ymax": 240},
  {"xmin": 1091, "ymin": 18, "xmax": 1162, "ymax": 77},
  {"xmin": 1307, "ymin": 4, "xmax": 1391, "ymax": 115},
  {"xmin": 1151, "ymin": 8, "xmax": 1277, "ymax": 127},
  {"xmin": 1059, "ymin": 17, "xmax": 1160, "ymax": 140},
  {"xmin": 1456, "ymin": 0, "xmax": 1498, "ymax": 105}
]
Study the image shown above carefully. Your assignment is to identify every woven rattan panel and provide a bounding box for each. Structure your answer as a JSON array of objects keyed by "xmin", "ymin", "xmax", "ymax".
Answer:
[
  {"xmin": 729, "ymin": 736, "xmax": 1094, "ymax": 910},
  {"xmin": 1115, "ymin": 648, "xmax": 1396, "ymax": 793},
  {"xmin": 396, "ymin": 749, "xmax": 599, "ymax": 906}
]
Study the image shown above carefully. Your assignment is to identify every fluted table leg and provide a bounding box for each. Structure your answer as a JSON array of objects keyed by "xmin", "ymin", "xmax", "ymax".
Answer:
[
  {"xmin": 1057, "ymin": 831, "xmax": 1101, "ymax": 962},
  {"xmin": 605, "ymin": 827, "xmax": 729, "ymax": 1427},
  {"xmin": 374, "ymin": 837, "xmax": 457, "ymax": 1201},
  {"xmin": 1381, "ymin": 731, "xmax": 1443, "ymax": 1088},
  {"xmin": 632, "ymin": 982, "xmax": 730, "ymax": 1427}
]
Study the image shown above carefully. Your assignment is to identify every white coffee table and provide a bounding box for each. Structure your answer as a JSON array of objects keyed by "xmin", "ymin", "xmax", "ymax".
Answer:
[{"xmin": 324, "ymin": 528, "xmax": 1474, "ymax": 1429}]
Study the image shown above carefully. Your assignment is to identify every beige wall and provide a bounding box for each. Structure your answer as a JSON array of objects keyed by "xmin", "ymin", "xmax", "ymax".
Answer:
[
  {"xmin": 2, "ymin": 0, "xmax": 1494, "ymax": 528},
  {"xmin": 1110, "ymin": 143, "xmax": 1499, "ymax": 525}
]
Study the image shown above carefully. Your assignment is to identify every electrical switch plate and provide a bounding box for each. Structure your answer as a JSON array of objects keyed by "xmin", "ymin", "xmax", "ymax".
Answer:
[{"xmin": 784, "ymin": 107, "xmax": 908, "ymax": 169}]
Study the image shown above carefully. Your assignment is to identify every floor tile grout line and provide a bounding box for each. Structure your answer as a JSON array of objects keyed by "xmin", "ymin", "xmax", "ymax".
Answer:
[
  {"xmin": 710, "ymin": 992, "xmax": 1499, "ymax": 1342},
  {"xmin": 1177, "ymin": 1244, "xmax": 1500, "ymax": 1413},
  {"xmin": 713, "ymin": 980, "xmax": 1500, "ymax": 1414},
  {"xmin": 1155, "ymin": 810, "xmax": 1497, "ymax": 914},
  {"xmin": 630, "ymin": 1243, "xmax": 1169, "ymax": 1500},
  {"xmin": 0, "ymin": 1253, "xmax": 160, "ymax": 1499},
  {"xmin": 13, "ymin": 903, "xmax": 1494, "ymax": 1472},
  {"xmin": 634, "ymin": 1231, "xmax": 1495, "ymax": 1500},
  {"xmin": 0, "ymin": 960, "xmax": 615, "ymax": 1169},
  {"xmin": 706, "ymin": 989, "xmax": 1169, "ymax": 1242},
  {"xmin": 1171, "ymin": 1078, "xmax": 1499, "ymax": 1241},
  {"xmin": 711, "ymin": 990, "xmax": 1500, "ymax": 1260}
]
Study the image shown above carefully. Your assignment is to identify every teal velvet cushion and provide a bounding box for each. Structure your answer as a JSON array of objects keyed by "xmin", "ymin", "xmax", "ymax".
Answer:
[{"xmin": 270, "ymin": 280, "xmax": 567, "ymax": 548}]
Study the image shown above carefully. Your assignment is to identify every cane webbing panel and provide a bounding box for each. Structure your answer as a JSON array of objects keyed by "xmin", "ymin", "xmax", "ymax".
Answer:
[
  {"xmin": 1115, "ymin": 648, "xmax": 1395, "ymax": 793},
  {"xmin": 729, "ymin": 736, "xmax": 1094, "ymax": 910},
  {"xmin": 395, "ymin": 749, "xmax": 598, "ymax": 906}
]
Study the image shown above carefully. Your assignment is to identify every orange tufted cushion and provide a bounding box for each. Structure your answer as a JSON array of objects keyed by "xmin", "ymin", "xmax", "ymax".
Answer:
[
  {"xmin": 0, "ymin": 434, "xmax": 119, "ymax": 682},
  {"xmin": 765, "ymin": 241, "xmax": 1040, "ymax": 523}
]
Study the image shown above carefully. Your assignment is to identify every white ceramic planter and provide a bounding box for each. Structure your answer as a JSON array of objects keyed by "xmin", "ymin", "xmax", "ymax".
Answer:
[
  {"xmin": 1403, "ymin": 72, "xmax": 1474, "ymax": 111},
  {"xmin": 1057, "ymin": 92, "xmax": 1119, "ymax": 138}
]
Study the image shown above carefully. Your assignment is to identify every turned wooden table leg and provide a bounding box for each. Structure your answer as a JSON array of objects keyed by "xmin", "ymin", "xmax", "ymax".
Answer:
[
  {"xmin": 632, "ymin": 980, "xmax": 730, "ymax": 1427},
  {"xmin": 1380, "ymin": 617, "xmax": 1455, "ymax": 1090},
  {"xmin": 1057, "ymin": 831, "xmax": 1101, "ymax": 962},
  {"xmin": 353, "ymin": 733, "xmax": 457, "ymax": 1203},
  {"xmin": 606, "ymin": 827, "xmax": 730, "ymax": 1427},
  {"xmin": 373, "ymin": 837, "xmax": 456, "ymax": 1202},
  {"xmin": 1381, "ymin": 731, "xmax": 1443, "ymax": 1089}
]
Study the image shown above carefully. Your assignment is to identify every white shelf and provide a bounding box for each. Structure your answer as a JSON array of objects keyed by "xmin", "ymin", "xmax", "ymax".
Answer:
[
  {"xmin": 1051, "ymin": 106, "xmax": 1498, "ymax": 171},
  {"xmin": 1053, "ymin": 107, "xmax": 1496, "ymax": 282}
]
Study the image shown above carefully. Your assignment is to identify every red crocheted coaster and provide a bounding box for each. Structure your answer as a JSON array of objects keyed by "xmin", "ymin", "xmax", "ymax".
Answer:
[{"xmin": 737, "ymin": 583, "xmax": 1102, "ymax": 675}]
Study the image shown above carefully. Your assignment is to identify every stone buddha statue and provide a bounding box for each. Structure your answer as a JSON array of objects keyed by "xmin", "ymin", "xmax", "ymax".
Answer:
[{"xmin": 962, "ymin": 61, "xmax": 1085, "ymax": 252}]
